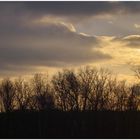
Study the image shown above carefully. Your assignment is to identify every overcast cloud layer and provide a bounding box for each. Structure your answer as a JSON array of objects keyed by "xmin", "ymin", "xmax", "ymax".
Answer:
[
  {"xmin": 0, "ymin": 2, "xmax": 140, "ymax": 79},
  {"xmin": 0, "ymin": 20, "xmax": 112, "ymax": 71},
  {"xmin": 1, "ymin": 2, "xmax": 140, "ymax": 17}
]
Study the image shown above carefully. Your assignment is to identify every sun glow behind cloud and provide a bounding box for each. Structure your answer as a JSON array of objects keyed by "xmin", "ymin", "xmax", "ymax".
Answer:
[
  {"xmin": 134, "ymin": 24, "xmax": 140, "ymax": 29},
  {"xmin": 92, "ymin": 36, "xmax": 140, "ymax": 83}
]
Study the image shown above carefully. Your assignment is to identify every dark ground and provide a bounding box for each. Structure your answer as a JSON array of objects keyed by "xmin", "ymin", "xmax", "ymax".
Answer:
[{"xmin": 0, "ymin": 110, "xmax": 140, "ymax": 138}]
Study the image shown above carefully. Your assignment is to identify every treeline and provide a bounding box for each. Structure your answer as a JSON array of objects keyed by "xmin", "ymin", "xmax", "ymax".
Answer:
[{"xmin": 0, "ymin": 66, "xmax": 140, "ymax": 112}]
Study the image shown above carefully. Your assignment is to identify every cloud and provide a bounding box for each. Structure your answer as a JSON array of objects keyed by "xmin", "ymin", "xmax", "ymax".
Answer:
[
  {"xmin": 1, "ymin": 2, "xmax": 140, "ymax": 22},
  {"xmin": 122, "ymin": 35, "xmax": 140, "ymax": 48},
  {"xmin": 22, "ymin": 2, "xmax": 140, "ymax": 17},
  {"xmin": 134, "ymin": 24, "xmax": 140, "ymax": 29},
  {"xmin": 1, "ymin": 1, "xmax": 140, "ymax": 78},
  {"xmin": 0, "ymin": 20, "xmax": 111, "ymax": 74},
  {"xmin": 111, "ymin": 35, "xmax": 140, "ymax": 48},
  {"xmin": 123, "ymin": 35, "xmax": 140, "ymax": 40}
]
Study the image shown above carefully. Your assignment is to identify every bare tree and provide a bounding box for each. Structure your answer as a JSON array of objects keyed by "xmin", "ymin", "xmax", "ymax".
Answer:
[
  {"xmin": 78, "ymin": 67, "xmax": 113, "ymax": 111},
  {"xmin": 77, "ymin": 66, "xmax": 98, "ymax": 111},
  {"xmin": 52, "ymin": 67, "xmax": 117, "ymax": 111},
  {"xmin": 127, "ymin": 85, "xmax": 140, "ymax": 111},
  {"xmin": 14, "ymin": 78, "xmax": 31, "ymax": 111},
  {"xmin": 31, "ymin": 73, "xmax": 54, "ymax": 110},
  {"xmin": 104, "ymin": 77, "xmax": 118, "ymax": 110},
  {"xmin": 113, "ymin": 80, "xmax": 129, "ymax": 111},
  {"xmin": 0, "ymin": 65, "xmax": 139, "ymax": 112},
  {"xmin": 132, "ymin": 65, "xmax": 140, "ymax": 80},
  {"xmin": 52, "ymin": 69, "xmax": 80, "ymax": 111},
  {"xmin": 0, "ymin": 78, "xmax": 15, "ymax": 112},
  {"xmin": 93, "ymin": 68, "xmax": 112, "ymax": 111}
]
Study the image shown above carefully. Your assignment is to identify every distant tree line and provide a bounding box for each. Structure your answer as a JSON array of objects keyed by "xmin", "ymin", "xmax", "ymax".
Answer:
[{"xmin": 0, "ymin": 66, "xmax": 140, "ymax": 112}]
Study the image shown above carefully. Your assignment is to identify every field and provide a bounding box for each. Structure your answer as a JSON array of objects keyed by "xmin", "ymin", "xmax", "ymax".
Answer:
[{"xmin": 0, "ymin": 110, "xmax": 140, "ymax": 138}]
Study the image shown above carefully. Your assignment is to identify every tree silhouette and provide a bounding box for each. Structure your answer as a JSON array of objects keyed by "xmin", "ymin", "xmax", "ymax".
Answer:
[
  {"xmin": 0, "ymin": 78, "xmax": 15, "ymax": 112},
  {"xmin": 14, "ymin": 78, "xmax": 31, "ymax": 110},
  {"xmin": 127, "ymin": 85, "xmax": 139, "ymax": 111},
  {"xmin": 52, "ymin": 69, "xmax": 80, "ymax": 111},
  {"xmin": 0, "ymin": 66, "xmax": 139, "ymax": 112},
  {"xmin": 31, "ymin": 73, "xmax": 54, "ymax": 110},
  {"xmin": 77, "ymin": 66, "xmax": 98, "ymax": 111}
]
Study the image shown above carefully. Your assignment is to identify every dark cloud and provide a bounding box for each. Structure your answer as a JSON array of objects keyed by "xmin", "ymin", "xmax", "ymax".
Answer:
[
  {"xmin": 0, "ymin": 22, "xmax": 111, "ymax": 73},
  {"xmin": 18, "ymin": 2, "xmax": 140, "ymax": 17},
  {"xmin": 21, "ymin": 2, "xmax": 120, "ymax": 17},
  {"xmin": 0, "ymin": 2, "xmax": 140, "ymax": 20}
]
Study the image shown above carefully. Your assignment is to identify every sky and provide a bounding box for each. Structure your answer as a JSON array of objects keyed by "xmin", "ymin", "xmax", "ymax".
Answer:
[{"xmin": 0, "ymin": 1, "xmax": 140, "ymax": 82}]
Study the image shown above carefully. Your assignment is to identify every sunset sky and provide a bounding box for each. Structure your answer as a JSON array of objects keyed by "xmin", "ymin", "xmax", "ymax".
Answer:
[{"xmin": 1, "ymin": 1, "xmax": 140, "ymax": 82}]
